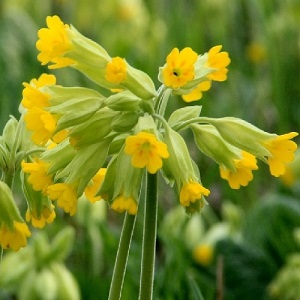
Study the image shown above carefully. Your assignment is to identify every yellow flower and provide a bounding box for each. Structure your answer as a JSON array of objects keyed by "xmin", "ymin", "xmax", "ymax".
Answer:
[
  {"xmin": 180, "ymin": 181, "xmax": 210, "ymax": 207},
  {"xmin": 111, "ymin": 195, "xmax": 138, "ymax": 215},
  {"xmin": 125, "ymin": 132, "xmax": 169, "ymax": 174},
  {"xmin": 24, "ymin": 107, "xmax": 57, "ymax": 145},
  {"xmin": 47, "ymin": 183, "xmax": 77, "ymax": 216},
  {"xmin": 261, "ymin": 132, "xmax": 298, "ymax": 177},
  {"xmin": 193, "ymin": 244, "xmax": 214, "ymax": 266},
  {"xmin": 36, "ymin": 15, "xmax": 75, "ymax": 69},
  {"xmin": 0, "ymin": 221, "xmax": 31, "ymax": 251},
  {"xmin": 84, "ymin": 168, "xmax": 107, "ymax": 203},
  {"xmin": 182, "ymin": 80, "xmax": 211, "ymax": 102},
  {"xmin": 219, "ymin": 151, "xmax": 258, "ymax": 189},
  {"xmin": 206, "ymin": 45, "xmax": 230, "ymax": 82},
  {"xmin": 21, "ymin": 159, "xmax": 53, "ymax": 194},
  {"xmin": 21, "ymin": 73, "xmax": 56, "ymax": 109},
  {"xmin": 162, "ymin": 47, "xmax": 198, "ymax": 89},
  {"xmin": 105, "ymin": 57, "xmax": 127, "ymax": 84},
  {"xmin": 25, "ymin": 205, "xmax": 56, "ymax": 228}
]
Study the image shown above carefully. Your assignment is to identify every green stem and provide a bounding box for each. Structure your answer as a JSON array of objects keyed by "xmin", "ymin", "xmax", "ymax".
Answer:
[
  {"xmin": 138, "ymin": 172, "xmax": 158, "ymax": 300},
  {"xmin": 172, "ymin": 116, "xmax": 213, "ymax": 132},
  {"xmin": 108, "ymin": 213, "xmax": 136, "ymax": 300}
]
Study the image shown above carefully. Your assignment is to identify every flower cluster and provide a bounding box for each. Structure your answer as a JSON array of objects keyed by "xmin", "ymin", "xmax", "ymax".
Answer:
[{"xmin": 0, "ymin": 15, "xmax": 298, "ymax": 251}]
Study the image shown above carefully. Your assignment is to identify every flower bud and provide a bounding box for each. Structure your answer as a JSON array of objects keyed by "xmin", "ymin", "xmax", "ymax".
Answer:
[
  {"xmin": 57, "ymin": 137, "xmax": 113, "ymax": 195},
  {"xmin": 44, "ymin": 85, "xmax": 105, "ymax": 131},
  {"xmin": 105, "ymin": 90, "xmax": 141, "ymax": 111},
  {"xmin": 2, "ymin": 116, "xmax": 18, "ymax": 150},
  {"xmin": 69, "ymin": 108, "xmax": 118, "ymax": 148},
  {"xmin": 111, "ymin": 112, "xmax": 139, "ymax": 132}
]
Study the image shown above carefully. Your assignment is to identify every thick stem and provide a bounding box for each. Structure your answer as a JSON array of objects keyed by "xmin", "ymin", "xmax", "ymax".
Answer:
[
  {"xmin": 138, "ymin": 172, "xmax": 158, "ymax": 300},
  {"xmin": 108, "ymin": 213, "xmax": 136, "ymax": 300}
]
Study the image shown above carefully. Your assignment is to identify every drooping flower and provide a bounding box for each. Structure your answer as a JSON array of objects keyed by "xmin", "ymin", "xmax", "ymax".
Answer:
[
  {"xmin": 205, "ymin": 45, "xmax": 230, "ymax": 82},
  {"xmin": 21, "ymin": 73, "xmax": 56, "ymax": 109},
  {"xmin": 0, "ymin": 221, "xmax": 31, "ymax": 251},
  {"xmin": 182, "ymin": 80, "xmax": 211, "ymax": 102},
  {"xmin": 111, "ymin": 195, "xmax": 138, "ymax": 215},
  {"xmin": 47, "ymin": 183, "xmax": 77, "ymax": 216},
  {"xmin": 219, "ymin": 151, "xmax": 258, "ymax": 189},
  {"xmin": 105, "ymin": 57, "xmax": 127, "ymax": 84},
  {"xmin": 180, "ymin": 181, "xmax": 210, "ymax": 207},
  {"xmin": 36, "ymin": 15, "xmax": 75, "ymax": 69},
  {"xmin": 261, "ymin": 132, "xmax": 298, "ymax": 177},
  {"xmin": 25, "ymin": 205, "xmax": 56, "ymax": 228},
  {"xmin": 162, "ymin": 47, "xmax": 198, "ymax": 89},
  {"xmin": 21, "ymin": 159, "xmax": 53, "ymax": 194},
  {"xmin": 24, "ymin": 107, "xmax": 57, "ymax": 145},
  {"xmin": 84, "ymin": 168, "xmax": 107, "ymax": 203},
  {"xmin": 125, "ymin": 132, "xmax": 169, "ymax": 174}
]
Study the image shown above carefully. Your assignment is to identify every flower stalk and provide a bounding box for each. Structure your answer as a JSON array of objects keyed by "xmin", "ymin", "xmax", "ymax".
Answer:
[
  {"xmin": 108, "ymin": 213, "xmax": 136, "ymax": 300},
  {"xmin": 139, "ymin": 172, "xmax": 158, "ymax": 300}
]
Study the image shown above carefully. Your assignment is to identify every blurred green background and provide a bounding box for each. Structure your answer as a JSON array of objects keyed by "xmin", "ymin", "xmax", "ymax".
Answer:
[{"xmin": 0, "ymin": 0, "xmax": 300, "ymax": 299}]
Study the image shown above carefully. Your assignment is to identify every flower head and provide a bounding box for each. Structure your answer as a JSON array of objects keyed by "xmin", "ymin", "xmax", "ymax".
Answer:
[
  {"xmin": 21, "ymin": 74, "xmax": 56, "ymax": 109},
  {"xmin": 180, "ymin": 181, "xmax": 210, "ymax": 207},
  {"xmin": 205, "ymin": 45, "xmax": 230, "ymax": 82},
  {"xmin": 220, "ymin": 151, "xmax": 258, "ymax": 189},
  {"xmin": 162, "ymin": 47, "xmax": 198, "ymax": 89},
  {"xmin": 125, "ymin": 132, "xmax": 169, "ymax": 174},
  {"xmin": 111, "ymin": 195, "xmax": 138, "ymax": 215},
  {"xmin": 261, "ymin": 132, "xmax": 298, "ymax": 177},
  {"xmin": 21, "ymin": 159, "xmax": 53, "ymax": 194},
  {"xmin": 24, "ymin": 107, "xmax": 57, "ymax": 145},
  {"xmin": 0, "ymin": 221, "xmax": 31, "ymax": 251},
  {"xmin": 25, "ymin": 205, "xmax": 56, "ymax": 228},
  {"xmin": 36, "ymin": 15, "xmax": 75, "ymax": 69},
  {"xmin": 47, "ymin": 183, "xmax": 77, "ymax": 216},
  {"xmin": 84, "ymin": 168, "xmax": 107, "ymax": 203},
  {"xmin": 105, "ymin": 57, "xmax": 127, "ymax": 84}
]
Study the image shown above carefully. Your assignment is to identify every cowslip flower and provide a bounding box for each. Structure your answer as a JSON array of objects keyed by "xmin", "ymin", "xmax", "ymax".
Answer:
[
  {"xmin": 182, "ymin": 80, "xmax": 211, "ymax": 102},
  {"xmin": 36, "ymin": 15, "xmax": 75, "ymax": 69},
  {"xmin": 125, "ymin": 132, "xmax": 169, "ymax": 174},
  {"xmin": 105, "ymin": 57, "xmax": 127, "ymax": 84},
  {"xmin": 47, "ymin": 183, "xmax": 77, "ymax": 216},
  {"xmin": 219, "ymin": 151, "xmax": 258, "ymax": 189},
  {"xmin": 0, "ymin": 221, "xmax": 31, "ymax": 251},
  {"xmin": 21, "ymin": 159, "xmax": 53, "ymax": 194},
  {"xmin": 21, "ymin": 73, "xmax": 56, "ymax": 109},
  {"xmin": 162, "ymin": 47, "xmax": 198, "ymax": 89},
  {"xmin": 25, "ymin": 205, "xmax": 56, "ymax": 228},
  {"xmin": 84, "ymin": 168, "xmax": 107, "ymax": 203},
  {"xmin": 261, "ymin": 132, "xmax": 298, "ymax": 177},
  {"xmin": 111, "ymin": 195, "xmax": 138, "ymax": 215},
  {"xmin": 180, "ymin": 181, "xmax": 210, "ymax": 207},
  {"xmin": 24, "ymin": 107, "xmax": 57, "ymax": 145},
  {"xmin": 205, "ymin": 45, "xmax": 231, "ymax": 82}
]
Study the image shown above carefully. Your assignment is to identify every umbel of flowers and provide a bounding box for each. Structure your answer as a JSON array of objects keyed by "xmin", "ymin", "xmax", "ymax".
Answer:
[{"xmin": 0, "ymin": 14, "xmax": 298, "ymax": 299}]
